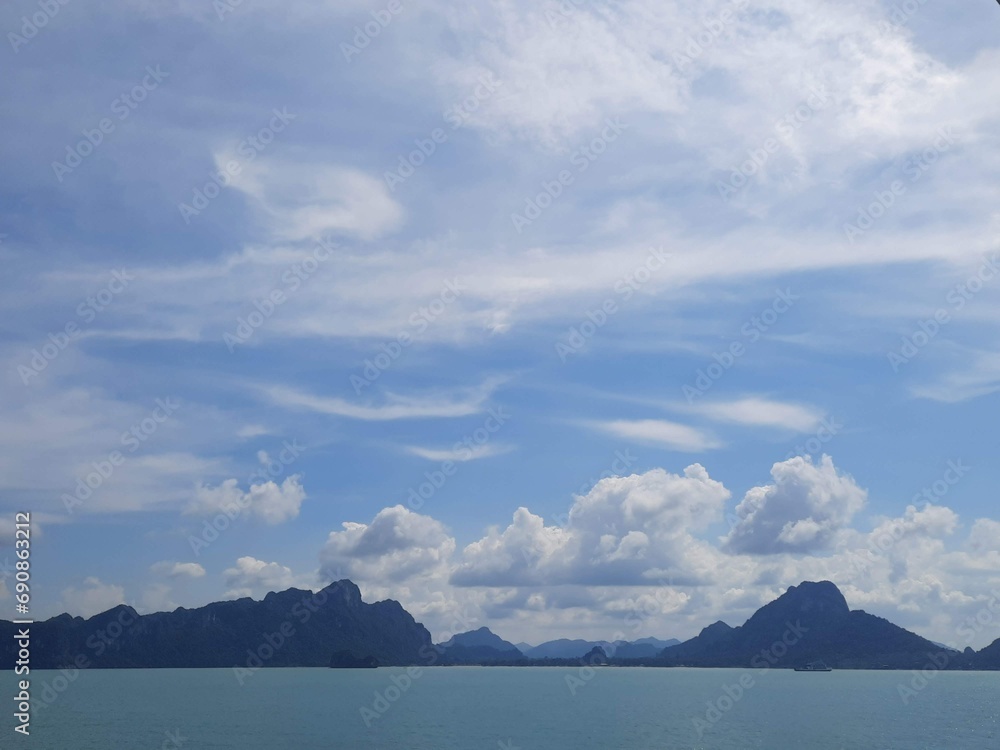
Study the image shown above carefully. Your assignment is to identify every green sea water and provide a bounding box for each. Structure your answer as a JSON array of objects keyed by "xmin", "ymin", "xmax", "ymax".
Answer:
[{"xmin": 5, "ymin": 666, "xmax": 998, "ymax": 748}]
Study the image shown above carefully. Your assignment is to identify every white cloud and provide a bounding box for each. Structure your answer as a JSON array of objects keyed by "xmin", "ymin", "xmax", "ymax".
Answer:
[
  {"xmin": 223, "ymin": 557, "xmax": 299, "ymax": 598},
  {"xmin": 587, "ymin": 419, "xmax": 722, "ymax": 452},
  {"xmin": 237, "ymin": 424, "xmax": 269, "ymax": 439},
  {"xmin": 320, "ymin": 505, "xmax": 456, "ymax": 584},
  {"xmin": 263, "ymin": 378, "xmax": 504, "ymax": 421},
  {"xmin": 724, "ymin": 455, "xmax": 868, "ymax": 554},
  {"xmin": 454, "ymin": 465, "xmax": 731, "ymax": 587},
  {"xmin": 186, "ymin": 476, "xmax": 306, "ymax": 525},
  {"xmin": 0, "ymin": 378, "xmax": 228, "ymax": 516},
  {"xmin": 403, "ymin": 443, "xmax": 514, "ymax": 462},
  {"xmin": 676, "ymin": 397, "xmax": 824, "ymax": 432},
  {"xmin": 151, "ymin": 561, "xmax": 206, "ymax": 579},
  {"xmin": 912, "ymin": 350, "xmax": 1000, "ymax": 403},
  {"xmin": 140, "ymin": 583, "xmax": 177, "ymax": 614},
  {"xmin": 301, "ymin": 455, "xmax": 1000, "ymax": 648},
  {"xmin": 222, "ymin": 159, "xmax": 405, "ymax": 242},
  {"xmin": 61, "ymin": 577, "xmax": 126, "ymax": 618},
  {"xmin": 968, "ymin": 519, "xmax": 1000, "ymax": 554}
]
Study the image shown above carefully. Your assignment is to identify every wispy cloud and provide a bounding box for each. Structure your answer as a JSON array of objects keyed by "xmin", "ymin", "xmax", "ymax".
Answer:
[
  {"xmin": 586, "ymin": 419, "xmax": 722, "ymax": 452},
  {"xmin": 262, "ymin": 378, "xmax": 506, "ymax": 421},
  {"xmin": 404, "ymin": 443, "xmax": 514, "ymax": 462},
  {"xmin": 674, "ymin": 397, "xmax": 825, "ymax": 432},
  {"xmin": 911, "ymin": 350, "xmax": 1000, "ymax": 403}
]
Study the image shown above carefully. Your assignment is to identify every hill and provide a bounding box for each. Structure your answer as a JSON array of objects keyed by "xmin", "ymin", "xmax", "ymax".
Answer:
[
  {"xmin": 437, "ymin": 627, "xmax": 524, "ymax": 663},
  {"xmin": 660, "ymin": 581, "xmax": 968, "ymax": 670},
  {"xmin": 0, "ymin": 580, "xmax": 431, "ymax": 669}
]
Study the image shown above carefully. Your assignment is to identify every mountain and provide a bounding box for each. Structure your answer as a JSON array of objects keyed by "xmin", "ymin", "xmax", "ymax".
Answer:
[
  {"xmin": 437, "ymin": 627, "xmax": 524, "ymax": 663},
  {"xmin": 3, "ymin": 577, "xmax": 996, "ymax": 671},
  {"xmin": 613, "ymin": 637, "xmax": 681, "ymax": 658},
  {"xmin": 514, "ymin": 642, "xmax": 534, "ymax": 652},
  {"xmin": 0, "ymin": 580, "xmax": 432, "ymax": 669},
  {"xmin": 660, "ymin": 581, "xmax": 959, "ymax": 670},
  {"xmin": 524, "ymin": 637, "xmax": 680, "ymax": 660},
  {"xmin": 524, "ymin": 639, "xmax": 610, "ymax": 659},
  {"xmin": 634, "ymin": 636, "xmax": 681, "ymax": 650},
  {"xmin": 974, "ymin": 638, "xmax": 1000, "ymax": 669}
]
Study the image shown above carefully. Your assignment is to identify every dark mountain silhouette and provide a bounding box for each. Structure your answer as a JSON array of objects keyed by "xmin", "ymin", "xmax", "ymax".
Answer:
[
  {"xmin": 660, "ymin": 581, "xmax": 970, "ymax": 670},
  {"xmin": 437, "ymin": 627, "xmax": 524, "ymax": 663},
  {"xmin": 0, "ymin": 580, "xmax": 431, "ymax": 669},
  {"xmin": 524, "ymin": 638, "xmax": 609, "ymax": 659},
  {"xmin": 975, "ymin": 638, "xmax": 1000, "ymax": 669},
  {"xmin": 523, "ymin": 637, "xmax": 680, "ymax": 660},
  {"xmin": 1, "ymin": 579, "xmax": 996, "ymax": 671}
]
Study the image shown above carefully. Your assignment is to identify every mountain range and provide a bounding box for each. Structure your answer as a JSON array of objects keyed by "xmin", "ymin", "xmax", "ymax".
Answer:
[
  {"xmin": 2, "ymin": 579, "xmax": 998, "ymax": 671},
  {"xmin": 0, "ymin": 579, "xmax": 432, "ymax": 669},
  {"xmin": 434, "ymin": 631, "xmax": 681, "ymax": 663},
  {"xmin": 519, "ymin": 637, "xmax": 680, "ymax": 660}
]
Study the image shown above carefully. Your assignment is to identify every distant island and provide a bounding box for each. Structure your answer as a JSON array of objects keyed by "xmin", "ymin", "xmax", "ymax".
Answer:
[{"xmin": 2, "ymin": 580, "xmax": 997, "ymax": 672}]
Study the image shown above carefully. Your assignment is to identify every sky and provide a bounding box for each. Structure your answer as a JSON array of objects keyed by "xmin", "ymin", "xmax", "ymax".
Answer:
[{"xmin": 2, "ymin": 0, "xmax": 1000, "ymax": 650}]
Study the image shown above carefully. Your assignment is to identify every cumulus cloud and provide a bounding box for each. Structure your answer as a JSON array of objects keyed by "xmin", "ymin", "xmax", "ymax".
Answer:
[
  {"xmin": 61, "ymin": 577, "xmax": 126, "ymax": 618},
  {"xmin": 453, "ymin": 465, "xmax": 731, "ymax": 586},
  {"xmin": 723, "ymin": 455, "xmax": 867, "ymax": 555},
  {"xmin": 140, "ymin": 583, "xmax": 177, "ymax": 614},
  {"xmin": 150, "ymin": 561, "xmax": 206, "ymax": 579},
  {"xmin": 320, "ymin": 505, "xmax": 456, "ymax": 584},
  {"xmin": 223, "ymin": 557, "xmax": 299, "ymax": 598},
  {"xmin": 302, "ymin": 456, "xmax": 1000, "ymax": 647},
  {"xmin": 186, "ymin": 476, "xmax": 306, "ymax": 525},
  {"xmin": 969, "ymin": 518, "xmax": 1000, "ymax": 553}
]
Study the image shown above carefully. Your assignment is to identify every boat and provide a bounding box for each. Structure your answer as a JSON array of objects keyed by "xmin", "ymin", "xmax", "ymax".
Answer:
[{"xmin": 794, "ymin": 661, "xmax": 833, "ymax": 672}]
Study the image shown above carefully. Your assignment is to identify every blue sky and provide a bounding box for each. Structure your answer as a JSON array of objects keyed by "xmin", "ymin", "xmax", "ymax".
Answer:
[{"xmin": 2, "ymin": 0, "xmax": 1000, "ymax": 648}]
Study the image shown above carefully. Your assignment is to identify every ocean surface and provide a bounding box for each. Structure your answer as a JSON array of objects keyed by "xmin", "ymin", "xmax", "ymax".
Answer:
[{"xmin": 6, "ymin": 666, "xmax": 998, "ymax": 748}]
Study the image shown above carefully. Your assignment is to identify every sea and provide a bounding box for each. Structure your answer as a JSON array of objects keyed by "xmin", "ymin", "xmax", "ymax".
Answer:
[{"xmin": 6, "ymin": 666, "xmax": 997, "ymax": 748}]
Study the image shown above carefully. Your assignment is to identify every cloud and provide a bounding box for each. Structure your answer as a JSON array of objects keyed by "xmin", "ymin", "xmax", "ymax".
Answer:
[
  {"xmin": 911, "ymin": 350, "xmax": 1000, "ymax": 403},
  {"xmin": 151, "ymin": 561, "xmax": 206, "ymax": 579},
  {"xmin": 61, "ymin": 577, "xmax": 126, "ymax": 618},
  {"xmin": 320, "ymin": 505, "xmax": 455, "ymax": 584},
  {"xmin": 968, "ymin": 518, "xmax": 1000, "ymax": 553},
  {"xmin": 263, "ymin": 378, "xmax": 505, "ymax": 421},
  {"xmin": 223, "ymin": 159, "xmax": 405, "ymax": 242},
  {"xmin": 403, "ymin": 443, "xmax": 514, "ymax": 462},
  {"xmin": 237, "ymin": 424, "xmax": 269, "ymax": 439},
  {"xmin": 587, "ymin": 419, "xmax": 722, "ymax": 452},
  {"xmin": 301, "ymin": 455, "xmax": 1000, "ymax": 647},
  {"xmin": 223, "ymin": 557, "xmax": 299, "ymax": 598},
  {"xmin": 186, "ymin": 476, "xmax": 306, "ymax": 525},
  {"xmin": 0, "ymin": 379, "xmax": 227, "ymax": 516},
  {"xmin": 676, "ymin": 397, "xmax": 825, "ymax": 432},
  {"xmin": 724, "ymin": 455, "xmax": 868, "ymax": 555},
  {"xmin": 453, "ymin": 465, "xmax": 731, "ymax": 587}
]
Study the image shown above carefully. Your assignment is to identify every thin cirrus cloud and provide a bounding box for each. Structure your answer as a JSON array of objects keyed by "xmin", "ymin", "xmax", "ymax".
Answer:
[
  {"xmin": 403, "ymin": 443, "xmax": 515, "ymax": 463},
  {"xmin": 586, "ymin": 419, "xmax": 722, "ymax": 452},
  {"xmin": 261, "ymin": 378, "xmax": 506, "ymax": 421},
  {"xmin": 220, "ymin": 159, "xmax": 406, "ymax": 242},
  {"xmin": 673, "ymin": 397, "xmax": 825, "ymax": 432}
]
